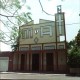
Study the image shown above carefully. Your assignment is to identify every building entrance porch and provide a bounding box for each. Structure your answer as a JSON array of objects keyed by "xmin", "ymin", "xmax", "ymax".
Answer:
[
  {"xmin": 12, "ymin": 50, "xmax": 67, "ymax": 73},
  {"xmin": 15, "ymin": 52, "xmax": 54, "ymax": 72}
]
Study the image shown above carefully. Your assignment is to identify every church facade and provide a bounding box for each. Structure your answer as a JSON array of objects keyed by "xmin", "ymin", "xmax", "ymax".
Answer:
[{"xmin": 0, "ymin": 6, "xmax": 67, "ymax": 73}]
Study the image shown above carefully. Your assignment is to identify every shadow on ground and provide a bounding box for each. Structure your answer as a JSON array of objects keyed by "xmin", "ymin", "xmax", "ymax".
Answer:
[{"xmin": 66, "ymin": 73, "xmax": 80, "ymax": 77}]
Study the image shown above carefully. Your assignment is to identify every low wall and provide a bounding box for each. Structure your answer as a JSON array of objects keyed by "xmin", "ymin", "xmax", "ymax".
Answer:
[{"xmin": 0, "ymin": 51, "xmax": 14, "ymax": 71}]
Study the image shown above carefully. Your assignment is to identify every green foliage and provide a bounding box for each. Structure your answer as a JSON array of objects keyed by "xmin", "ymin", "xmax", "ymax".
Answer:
[
  {"xmin": 67, "ymin": 40, "xmax": 76, "ymax": 50},
  {"xmin": 75, "ymin": 30, "xmax": 80, "ymax": 47},
  {"xmin": 67, "ymin": 29, "xmax": 80, "ymax": 68},
  {"xmin": 11, "ymin": 37, "xmax": 19, "ymax": 51},
  {"xmin": 10, "ymin": 27, "xmax": 18, "ymax": 40},
  {"xmin": 0, "ymin": 0, "xmax": 21, "ymax": 10},
  {"xmin": 0, "ymin": 31, "xmax": 5, "ymax": 40},
  {"xmin": 68, "ymin": 47, "xmax": 80, "ymax": 68},
  {"xmin": 0, "ymin": 1, "xmax": 5, "ymax": 9},
  {"xmin": 12, "ymin": 0, "xmax": 21, "ymax": 9},
  {"xmin": 0, "ymin": 0, "xmax": 32, "ymax": 51},
  {"xmin": 16, "ymin": 12, "xmax": 32, "ymax": 25}
]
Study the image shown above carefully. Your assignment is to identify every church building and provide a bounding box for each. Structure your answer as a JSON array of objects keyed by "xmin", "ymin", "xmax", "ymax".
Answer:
[{"xmin": 0, "ymin": 6, "xmax": 67, "ymax": 73}]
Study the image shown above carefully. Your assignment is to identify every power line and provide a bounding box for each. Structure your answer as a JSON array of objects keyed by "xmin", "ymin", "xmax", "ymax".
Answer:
[
  {"xmin": 63, "ymin": 22, "xmax": 80, "ymax": 26},
  {"xmin": 39, "ymin": 0, "xmax": 55, "ymax": 16}
]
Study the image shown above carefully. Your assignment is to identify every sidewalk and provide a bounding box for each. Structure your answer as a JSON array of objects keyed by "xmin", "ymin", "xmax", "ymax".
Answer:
[{"xmin": 0, "ymin": 72, "xmax": 80, "ymax": 80}]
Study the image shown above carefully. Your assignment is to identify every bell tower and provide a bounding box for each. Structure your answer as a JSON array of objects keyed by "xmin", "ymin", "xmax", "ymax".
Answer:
[
  {"xmin": 55, "ymin": 5, "xmax": 66, "ymax": 42},
  {"xmin": 55, "ymin": 5, "xmax": 67, "ymax": 71}
]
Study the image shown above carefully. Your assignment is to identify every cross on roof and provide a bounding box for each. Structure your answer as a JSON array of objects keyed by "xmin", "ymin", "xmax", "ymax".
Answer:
[{"xmin": 56, "ymin": 14, "xmax": 63, "ymax": 35}]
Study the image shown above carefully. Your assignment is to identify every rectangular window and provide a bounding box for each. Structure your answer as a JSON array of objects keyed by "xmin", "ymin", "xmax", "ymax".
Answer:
[
  {"xmin": 21, "ymin": 28, "xmax": 33, "ymax": 39},
  {"xmin": 25, "ymin": 29, "xmax": 29, "ymax": 39},
  {"xmin": 41, "ymin": 26, "xmax": 52, "ymax": 37},
  {"xmin": 20, "ymin": 47, "xmax": 29, "ymax": 51},
  {"xmin": 58, "ymin": 45, "xmax": 64, "ymax": 49},
  {"xmin": 44, "ymin": 45, "xmax": 55, "ymax": 50},
  {"xmin": 28, "ymin": 28, "xmax": 33, "ymax": 38},
  {"xmin": 22, "ymin": 29, "xmax": 27, "ymax": 39},
  {"xmin": 31, "ymin": 46, "xmax": 41, "ymax": 50}
]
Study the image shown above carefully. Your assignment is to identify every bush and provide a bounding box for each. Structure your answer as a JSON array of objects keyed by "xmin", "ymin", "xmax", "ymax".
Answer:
[{"xmin": 67, "ymin": 47, "xmax": 80, "ymax": 68}]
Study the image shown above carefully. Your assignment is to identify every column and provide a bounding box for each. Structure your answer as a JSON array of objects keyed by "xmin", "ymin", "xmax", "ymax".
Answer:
[
  {"xmin": 29, "ymin": 53, "xmax": 32, "ymax": 71},
  {"xmin": 24, "ymin": 54, "xmax": 27, "ymax": 71},
  {"xmin": 27, "ymin": 53, "xmax": 29, "ymax": 71},
  {"xmin": 39, "ymin": 53, "xmax": 42, "ymax": 71},
  {"xmin": 43, "ymin": 53, "xmax": 46, "ymax": 71},
  {"xmin": 18, "ymin": 54, "xmax": 21, "ymax": 70},
  {"xmin": 54, "ymin": 52, "xmax": 58, "ymax": 72}
]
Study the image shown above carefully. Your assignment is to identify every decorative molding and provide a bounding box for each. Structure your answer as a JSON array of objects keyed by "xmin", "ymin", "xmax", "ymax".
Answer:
[{"xmin": 34, "ymin": 37, "xmax": 39, "ymax": 44}]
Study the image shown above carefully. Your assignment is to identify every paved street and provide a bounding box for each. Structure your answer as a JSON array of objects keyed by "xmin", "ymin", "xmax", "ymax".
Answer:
[{"xmin": 0, "ymin": 72, "xmax": 80, "ymax": 80}]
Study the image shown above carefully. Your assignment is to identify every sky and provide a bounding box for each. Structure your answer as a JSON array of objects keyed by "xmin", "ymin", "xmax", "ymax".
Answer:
[{"xmin": 0, "ymin": 0, "xmax": 80, "ymax": 51}]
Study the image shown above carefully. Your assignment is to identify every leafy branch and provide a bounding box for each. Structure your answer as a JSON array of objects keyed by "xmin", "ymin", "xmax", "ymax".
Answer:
[{"xmin": 0, "ymin": 0, "xmax": 32, "ymax": 47}]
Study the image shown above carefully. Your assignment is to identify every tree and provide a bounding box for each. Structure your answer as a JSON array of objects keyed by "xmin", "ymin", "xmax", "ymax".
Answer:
[
  {"xmin": 75, "ymin": 30, "xmax": 80, "ymax": 47},
  {"xmin": 67, "ymin": 29, "xmax": 80, "ymax": 68},
  {"xmin": 0, "ymin": 0, "xmax": 32, "ymax": 49},
  {"xmin": 68, "ymin": 46, "xmax": 80, "ymax": 68}
]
